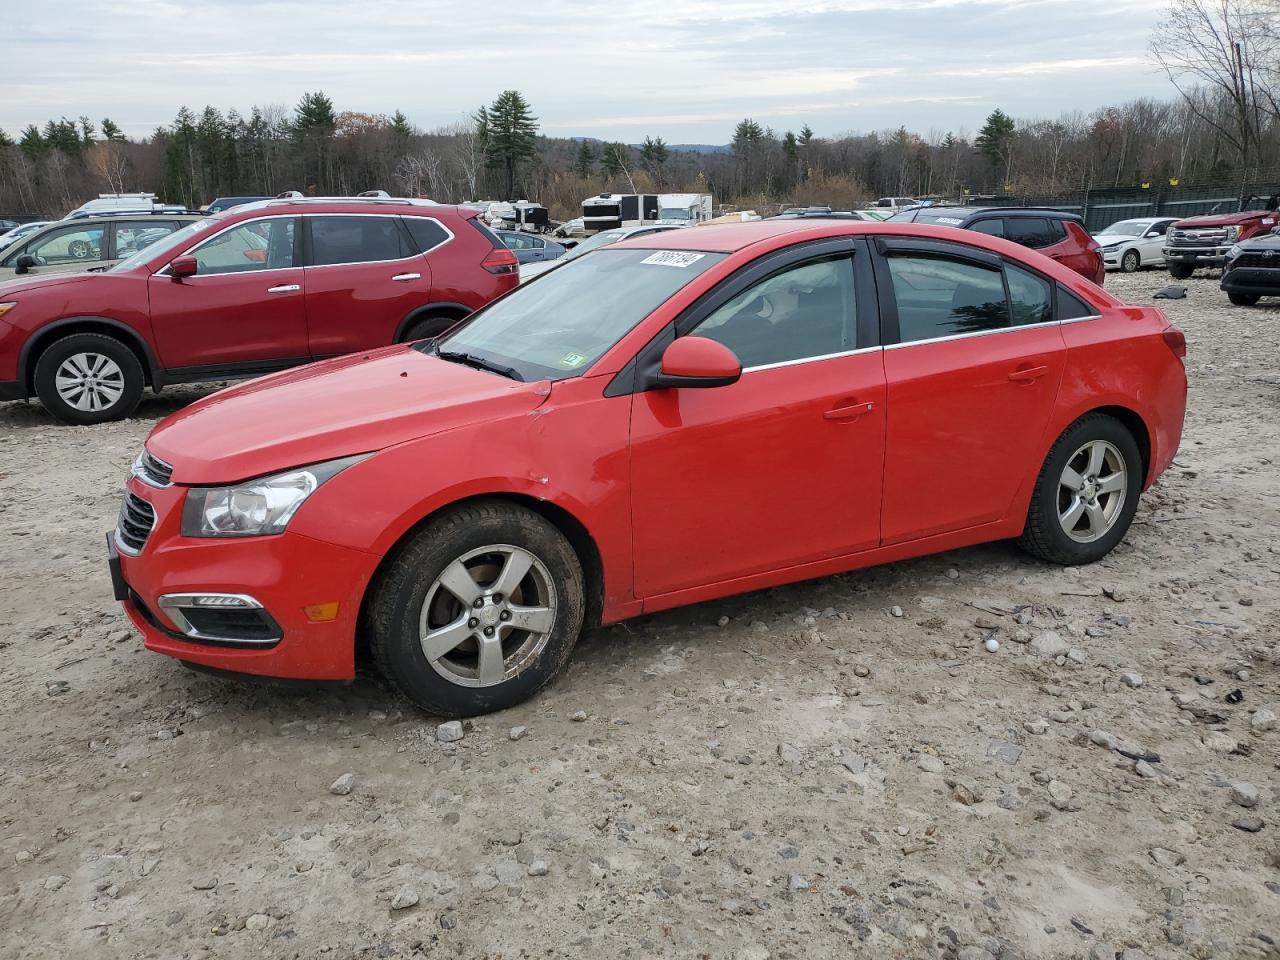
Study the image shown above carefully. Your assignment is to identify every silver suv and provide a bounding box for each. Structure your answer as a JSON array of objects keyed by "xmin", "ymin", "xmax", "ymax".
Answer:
[{"xmin": 0, "ymin": 213, "xmax": 202, "ymax": 281}]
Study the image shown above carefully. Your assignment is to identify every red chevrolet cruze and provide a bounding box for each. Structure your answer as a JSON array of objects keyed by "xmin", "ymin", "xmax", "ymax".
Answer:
[
  {"xmin": 0, "ymin": 197, "xmax": 518, "ymax": 424},
  {"xmin": 109, "ymin": 220, "xmax": 1187, "ymax": 716}
]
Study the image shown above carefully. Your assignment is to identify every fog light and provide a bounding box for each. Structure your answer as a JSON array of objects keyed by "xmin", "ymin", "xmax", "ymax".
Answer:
[
  {"xmin": 303, "ymin": 602, "xmax": 340, "ymax": 622},
  {"xmin": 157, "ymin": 593, "xmax": 281, "ymax": 645}
]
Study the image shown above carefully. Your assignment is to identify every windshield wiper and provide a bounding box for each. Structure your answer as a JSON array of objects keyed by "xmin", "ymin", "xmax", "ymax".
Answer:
[{"xmin": 433, "ymin": 347, "xmax": 524, "ymax": 381}]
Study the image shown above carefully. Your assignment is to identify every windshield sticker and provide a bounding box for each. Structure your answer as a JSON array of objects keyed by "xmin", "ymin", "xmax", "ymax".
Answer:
[
  {"xmin": 933, "ymin": 216, "xmax": 964, "ymax": 225},
  {"xmin": 640, "ymin": 251, "xmax": 706, "ymax": 268},
  {"xmin": 558, "ymin": 352, "xmax": 589, "ymax": 368}
]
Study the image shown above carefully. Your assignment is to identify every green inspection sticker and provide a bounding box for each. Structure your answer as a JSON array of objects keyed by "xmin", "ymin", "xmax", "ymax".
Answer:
[{"xmin": 559, "ymin": 352, "xmax": 588, "ymax": 368}]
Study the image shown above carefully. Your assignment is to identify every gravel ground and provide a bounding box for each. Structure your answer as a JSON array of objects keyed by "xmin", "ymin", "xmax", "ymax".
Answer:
[{"xmin": 0, "ymin": 271, "xmax": 1278, "ymax": 960}]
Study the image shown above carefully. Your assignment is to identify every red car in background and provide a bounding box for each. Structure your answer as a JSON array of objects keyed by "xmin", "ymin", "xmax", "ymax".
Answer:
[
  {"xmin": 0, "ymin": 197, "xmax": 518, "ymax": 424},
  {"xmin": 110, "ymin": 219, "xmax": 1186, "ymax": 717}
]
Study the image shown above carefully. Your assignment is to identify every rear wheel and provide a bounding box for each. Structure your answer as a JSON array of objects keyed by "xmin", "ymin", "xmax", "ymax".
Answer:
[
  {"xmin": 1120, "ymin": 249, "xmax": 1140, "ymax": 273},
  {"xmin": 369, "ymin": 501, "xmax": 585, "ymax": 717},
  {"xmin": 33, "ymin": 333, "xmax": 144, "ymax": 425},
  {"xmin": 401, "ymin": 313, "xmax": 460, "ymax": 343},
  {"xmin": 1018, "ymin": 414, "xmax": 1142, "ymax": 565},
  {"xmin": 1228, "ymin": 291, "xmax": 1261, "ymax": 307},
  {"xmin": 1168, "ymin": 263, "xmax": 1194, "ymax": 280}
]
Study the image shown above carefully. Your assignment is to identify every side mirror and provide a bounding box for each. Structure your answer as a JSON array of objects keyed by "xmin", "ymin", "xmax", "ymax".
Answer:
[
  {"xmin": 15, "ymin": 254, "xmax": 36, "ymax": 275},
  {"xmin": 651, "ymin": 336, "xmax": 742, "ymax": 389},
  {"xmin": 170, "ymin": 255, "xmax": 198, "ymax": 278}
]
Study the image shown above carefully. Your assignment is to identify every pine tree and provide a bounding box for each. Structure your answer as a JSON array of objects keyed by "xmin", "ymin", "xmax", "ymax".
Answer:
[
  {"xmin": 0, "ymin": 129, "xmax": 12, "ymax": 148},
  {"xmin": 19, "ymin": 125, "xmax": 44, "ymax": 159},
  {"xmin": 572, "ymin": 140, "xmax": 596, "ymax": 178},
  {"xmin": 799, "ymin": 124, "xmax": 814, "ymax": 146},
  {"xmin": 639, "ymin": 136, "xmax": 668, "ymax": 182},
  {"xmin": 294, "ymin": 91, "xmax": 337, "ymax": 133},
  {"xmin": 480, "ymin": 90, "xmax": 539, "ymax": 199},
  {"xmin": 975, "ymin": 109, "xmax": 1016, "ymax": 181},
  {"xmin": 78, "ymin": 116, "xmax": 96, "ymax": 145},
  {"xmin": 101, "ymin": 118, "xmax": 126, "ymax": 143},
  {"xmin": 600, "ymin": 142, "xmax": 628, "ymax": 178},
  {"xmin": 390, "ymin": 111, "xmax": 414, "ymax": 140}
]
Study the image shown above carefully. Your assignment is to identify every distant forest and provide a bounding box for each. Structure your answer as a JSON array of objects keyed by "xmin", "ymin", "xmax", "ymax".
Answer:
[{"xmin": 3, "ymin": 1, "xmax": 1278, "ymax": 219}]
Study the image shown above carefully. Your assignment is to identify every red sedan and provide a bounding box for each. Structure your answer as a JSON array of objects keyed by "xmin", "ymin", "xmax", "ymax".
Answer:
[{"xmin": 109, "ymin": 220, "xmax": 1187, "ymax": 717}]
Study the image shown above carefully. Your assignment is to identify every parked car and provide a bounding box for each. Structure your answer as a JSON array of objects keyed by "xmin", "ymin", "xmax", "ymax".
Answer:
[
  {"xmin": 1093, "ymin": 217, "xmax": 1178, "ymax": 272},
  {"xmin": 888, "ymin": 206, "xmax": 1104, "ymax": 285},
  {"xmin": 1162, "ymin": 206, "xmax": 1280, "ymax": 278},
  {"xmin": 64, "ymin": 193, "xmax": 188, "ymax": 219},
  {"xmin": 866, "ymin": 197, "xmax": 919, "ymax": 213},
  {"xmin": 0, "ymin": 213, "xmax": 202, "ymax": 281},
  {"xmin": 496, "ymin": 229, "xmax": 567, "ymax": 264},
  {"xmin": 518, "ymin": 224, "xmax": 680, "ymax": 281},
  {"xmin": 1220, "ymin": 226, "xmax": 1280, "ymax": 305},
  {"xmin": 206, "ymin": 196, "xmax": 272, "ymax": 214},
  {"xmin": 770, "ymin": 209, "xmax": 874, "ymax": 221},
  {"xmin": 0, "ymin": 221, "xmax": 50, "ymax": 251},
  {"xmin": 109, "ymin": 218, "xmax": 1187, "ymax": 717},
  {"xmin": 0, "ymin": 198, "xmax": 518, "ymax": 424}
]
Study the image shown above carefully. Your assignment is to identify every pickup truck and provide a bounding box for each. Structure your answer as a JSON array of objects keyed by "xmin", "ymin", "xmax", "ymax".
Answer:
[{"xmin": 1162, "ymin": 205, "xmax": 1280, "ymax": 278}]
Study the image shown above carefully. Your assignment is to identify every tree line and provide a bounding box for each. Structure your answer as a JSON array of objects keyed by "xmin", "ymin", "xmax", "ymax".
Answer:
[{"xmin": 2, "ymin": 1, "xmax": 1278, "ymax": 220}]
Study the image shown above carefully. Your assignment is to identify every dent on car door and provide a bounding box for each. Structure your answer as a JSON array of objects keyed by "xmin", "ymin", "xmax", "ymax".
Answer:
[
  {"xmin": 628, "ymin": 241, "xmax": 887, "ymax": 599},
  {"xmin": 872, "ymin": 240, "xmax": 1067, "ymax": 544}
]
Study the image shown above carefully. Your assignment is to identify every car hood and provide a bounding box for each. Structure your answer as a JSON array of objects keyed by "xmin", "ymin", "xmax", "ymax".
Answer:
[
  {"xmin": 1094, "ymin": 233, "xmax": 1141, "ymax": 244},
  {"xmin": 0, "ymin": 271, "xmax": 101, "ymax": 296},
  {"xmin": 146, "ymin": 345, "xmax": 551, "ymax": 485},
  {"xmin": 1173, "ymin": 211, "xmax": 1271, "ymax": 228},
  {"xmin": 1237, "ymin": 233, "xmax": 1280, "ymax": 251}
]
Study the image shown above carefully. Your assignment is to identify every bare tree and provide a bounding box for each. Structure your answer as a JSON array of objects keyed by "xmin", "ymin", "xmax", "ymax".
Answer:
[{"xmin": 87, "ymin": 140, "xmax": 129, "ymax": 193}]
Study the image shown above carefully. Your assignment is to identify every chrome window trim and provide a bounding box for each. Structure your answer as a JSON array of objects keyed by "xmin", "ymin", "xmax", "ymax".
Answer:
[
  {"xmin": 742, "ymin": 344, "xmax": 882, "ymax": 373},
  {"xmin": 303, "ymin": 212, "xmax": 454, "ymax": 270},
  {"xmin": 156, "ymin": 592, "xmax": 282, "ymax": 645},
  {"xmin": 883, "ymin": 314, "xmax": 1100, "ymax": 350},
  {"xmin": 155, "ymin": 213, "xmax": 299, "ymax": 278}
]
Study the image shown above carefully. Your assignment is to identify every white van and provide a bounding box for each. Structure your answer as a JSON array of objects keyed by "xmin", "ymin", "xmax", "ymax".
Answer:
[{"xmin": 63, "ymin": 193, "xmax": 186, "ymax": 220}]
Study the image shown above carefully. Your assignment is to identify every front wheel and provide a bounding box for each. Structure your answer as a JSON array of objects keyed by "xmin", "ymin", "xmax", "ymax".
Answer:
[
  {"xmin": 1018, "ymin": 414, "xmax": 1143, "ymax": 565},
  {"xmin": 1228, "ymin": 291, "xmax": 1261, "ymax": 307},
  {"xmin": 33, "ymin": 333, "xmax": 144, "ymax": 425},
  {"xmin": 1120, "ymin": 250, "xmax": 1140, "ymax": 273},
  {"xmin": 369, "ymin": 501, "xmax": 585, "ymax": 717},
  {"xmin": 1168, "ymin": 263, "xmax": 1194, "ymax": 280},
  {"xmin": 401, "ymin": 314, "xmax": 459, "ymax": 343}
]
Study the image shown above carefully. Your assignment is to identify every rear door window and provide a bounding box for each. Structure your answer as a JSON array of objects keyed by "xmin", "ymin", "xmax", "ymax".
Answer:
[
  {"xmin": 1006, "ymin": 264, "xmax": 1054, "ymax": 326},
  {"xmin": 112, "ymin": 221, "xmax": 179, "ymax": 259},
  {"xmin": 969, "ymin": 218, "xmax": 1004, "ymax": 237},
  {"xmin": 404, "ymin": 216, "xmax": 449, "ymax": 253},
  {"xmin": 1004, "ymin": 218, "xmax": 1059, "ymax": 249},
  {"xmin": 308, "ymin": 216, "xmax": 413, "ymax": 266},
  {"xmin": 885, "ymin": 254, "xmax": 1011, "ymax": 343}
]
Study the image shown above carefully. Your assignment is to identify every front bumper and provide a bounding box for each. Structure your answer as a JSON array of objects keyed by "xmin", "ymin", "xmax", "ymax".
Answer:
[
  {"xmin": 0, "ymin": 379, "xmax": 26, "ymax": 401},
  {"xmin": 1221, "ymin": 267, "xmax": 1280, "ymax": 295},
  {"xmin": 111, "ymin": 478, "xmax": 378, "ymax": 681},
  {"xmin": 1163, "ymin": 244, "xmax": 1231, "ymax": 267}
]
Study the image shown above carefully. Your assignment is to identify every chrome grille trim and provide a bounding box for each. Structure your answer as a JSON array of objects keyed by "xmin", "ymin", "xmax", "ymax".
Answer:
[
  {"xmin": 132, "ymin": 449, "xmax": 174, "ymax": 488},
  {"xmin": 115, "ymin": 491, "xmax": 156, "ymax": 556}
]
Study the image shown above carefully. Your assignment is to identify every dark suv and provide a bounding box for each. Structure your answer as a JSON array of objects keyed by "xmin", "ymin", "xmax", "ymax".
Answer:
[
  {"xmin": 1220, "ymin": 227, "xmax": 1280, "ymax": 305},
  {"xmin": 0, "ymin": 197, "xmax": 518, "ymax": 424},
  {"xmin": 888, "ymin": 207, "xmax": 1104, "ymax": 285}
]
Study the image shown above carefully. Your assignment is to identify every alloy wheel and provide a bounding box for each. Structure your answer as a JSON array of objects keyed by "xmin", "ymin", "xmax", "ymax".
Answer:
[
  {"xmin": 419, "ymin": 544, "xmax": 557, "ymax": 687},
  {"xmin": 1057, "ymin": 440, "xmax": 1127, "ymax": 543},
  {"xmin": 54, "ymin": 352, "xmax": 125, "ymax": 412}
]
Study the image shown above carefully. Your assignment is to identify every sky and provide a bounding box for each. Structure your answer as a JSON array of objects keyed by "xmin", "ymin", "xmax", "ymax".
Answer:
[{"xmin": 2, "ymin": 0, "xmax": 1176, "ymax": 144}]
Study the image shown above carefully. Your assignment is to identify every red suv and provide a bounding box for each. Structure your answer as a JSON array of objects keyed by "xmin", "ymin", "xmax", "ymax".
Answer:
[
  {"xmin": 889, "ymin": 206, "xmax": 1104, "ymax": 285},
  {"xmin": 0, "ymin": 198, "xmax": 518, "ymax": 424},
  {"xmin": 110, "ymin": 219, "xmax": 1186, "ymax": 718}
]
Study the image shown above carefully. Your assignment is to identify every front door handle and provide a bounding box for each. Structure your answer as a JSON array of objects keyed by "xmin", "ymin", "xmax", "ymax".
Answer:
[
  {"xmin": 1008, "ymin": 365, "xmax": 1049, "ymax": 383},
  {"xmin": 823, "ymin": 401, "xmax": 874, "ymax": 421},
  {"xmin": 267, "ymin": 284, "xmax": 300, "ymax": 293},
  {"xmin": 391, "ymin": 273, "xmax": 421, "ymax": 282}
]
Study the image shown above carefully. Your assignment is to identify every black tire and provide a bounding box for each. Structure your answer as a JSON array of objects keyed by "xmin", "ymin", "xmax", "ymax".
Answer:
[
  {"xmin": 401, "ymin": 314, "xmax": 459, "ymax": 343},
  {"xmin": 1120, "ymin": 249, "xmax": 1140, "ymax": 273},
  {"xmin": 1168, "ymin": 263, "xmax": 1194, "ymax": 280},
  {"xmin": 1228, "ymin": 291, "xmax": 1261, "ymax": 307},
  {"xmin": 33, "ymin": 332, "xmax": 144, "ymax": 425},
  {"xmin": 369, "ymin": 500, "xmax": 585, "ymax": 717},
  {"xmin": 1017, "ymin": 413, "xmax": 1143, "ymax": 566}
]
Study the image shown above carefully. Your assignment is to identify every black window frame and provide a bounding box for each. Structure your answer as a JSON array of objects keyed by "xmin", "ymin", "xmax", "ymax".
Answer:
[
  {"xmin": 402, "ymin": 215, "xmax": 451, "ymax": 255},
  {"xmin": 301, "ymin": 214, "xmax": 417, "ymax": 268},
  {"xmin": 604, "ymin": 236, "xmax": 879, "ymax": 398}
]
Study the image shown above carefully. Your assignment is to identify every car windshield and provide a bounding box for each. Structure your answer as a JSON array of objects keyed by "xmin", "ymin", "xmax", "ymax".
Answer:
[
  {"xmin": 110, "ymin": 218, "xmax": 213, "ymax": 272},
  {"xmin": 659, "ymin": 208, "xmax": 691, "ymax": 220},
  {"xmin": 1098, "ymin": 219, "xmax": 1151, "ymax": 235},
  {"xmin": 432, "ymin": 247, "xmax": 725, "ymax": 382},
  {"xmin": 564, "ymin": 229, "xmax": 627, "ymax": 259}
]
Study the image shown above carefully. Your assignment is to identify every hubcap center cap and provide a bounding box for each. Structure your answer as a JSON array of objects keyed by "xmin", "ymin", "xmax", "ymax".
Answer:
[{"xmin": 479, "ymin": 603, "xmax": 501, "ymax": 627}]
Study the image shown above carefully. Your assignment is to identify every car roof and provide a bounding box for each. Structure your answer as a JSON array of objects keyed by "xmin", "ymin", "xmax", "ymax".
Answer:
[
  {"xmin": 227, "ymin": 197, "xmax": 468, "ymax": 218},
  {"xmin": 610, "ymin": 219, "xmax": 874, "ymax": 252}
]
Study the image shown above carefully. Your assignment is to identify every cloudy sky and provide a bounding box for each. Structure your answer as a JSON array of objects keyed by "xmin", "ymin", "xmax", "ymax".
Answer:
[{"xmin": 5, "ymin": 0, "xmax": 1174, "ymax": 143}]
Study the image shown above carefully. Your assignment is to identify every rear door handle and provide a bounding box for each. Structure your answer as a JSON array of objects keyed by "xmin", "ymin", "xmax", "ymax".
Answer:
[
  {"xmin": 391, "ymin": 273, "xmax": 421, "ymax": 282},
  {"xmin": 823, "ymin": 401, "xmax": 874, "ymax": 421},
  {"xmin": 1008, "ymin": 365, "xmax": 1049, "ymax": 383},
  {"xmin": 267, "ymin": 284, "xmax": 300, "ymax": 294}
]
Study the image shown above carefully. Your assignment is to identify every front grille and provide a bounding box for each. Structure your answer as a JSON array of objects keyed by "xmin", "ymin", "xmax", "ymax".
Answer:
[
  {"xmin": 132, "ymin": 449, "xmax": 173, "ymax": 487},
  {"xmin": 1234, "ymin": 252, "xmax": 1280, "ymax": 269},
  {"xmin": 1168, "ymin": 228, "xmax": 1228, "ymax": 246},
  {"xmin": 116, "ymin": 491, "xmax": 156, "ymax": 554}
]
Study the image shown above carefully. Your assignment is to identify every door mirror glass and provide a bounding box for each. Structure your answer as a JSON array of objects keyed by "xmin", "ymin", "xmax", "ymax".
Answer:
[
  {"xmin": 654, "ymin": 336, "xmax": 742, "ymax": 388},
  {"xmin": 170, "ymin": 255, "xmax": 198, "ymax": 277},
  {"xmin": 15, "ymin": 254, "xmax": 37, "ymax": 273}
]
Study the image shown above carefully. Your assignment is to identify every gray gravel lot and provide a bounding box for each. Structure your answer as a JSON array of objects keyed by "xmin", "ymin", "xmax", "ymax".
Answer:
[{"xmin": 0, "ymin": 272, "xmax": 1277, "ymax": 959}]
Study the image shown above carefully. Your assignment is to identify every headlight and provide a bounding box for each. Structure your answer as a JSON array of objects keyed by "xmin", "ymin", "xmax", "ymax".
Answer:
[
  {"xmin": 1223, "ymin": 226, "xmax": 1240, "ymax": 241},
  {"xmin": 1226, "ymin": 243, "xmax": 1243, "ymax": 261},
  {"xmin": 181, "ymin": 454, "xmax": 367, "ymax": 538}
]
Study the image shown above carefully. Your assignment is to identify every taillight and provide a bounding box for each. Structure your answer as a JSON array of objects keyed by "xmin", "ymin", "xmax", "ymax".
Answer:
[
  {"xmin": 482, "ymin": 248, "xmax": 518, "ymax": 275},
  {"xmin": 1162, "ymin": 327, "xmax": 1187, "ymax": 361}
]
